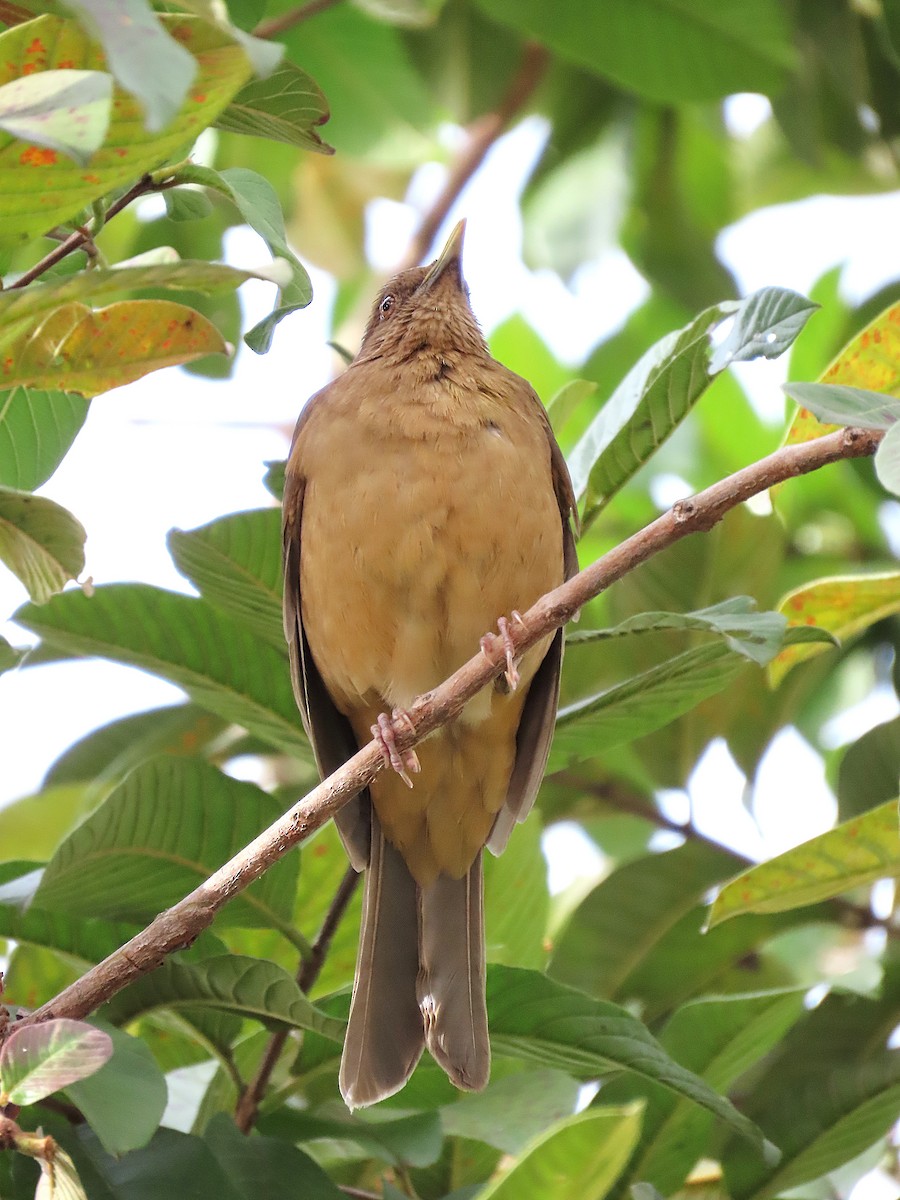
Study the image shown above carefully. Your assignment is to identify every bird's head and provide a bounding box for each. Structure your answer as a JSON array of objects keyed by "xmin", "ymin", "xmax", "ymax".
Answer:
[{"xmin": 357, "ymin": 220, "xmax": 487, "ymax": 363}]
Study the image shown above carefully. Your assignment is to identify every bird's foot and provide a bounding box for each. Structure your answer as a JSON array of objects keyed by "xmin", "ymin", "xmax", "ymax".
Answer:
[
  {"xmin": 371, "ymin": 709, "xmax": 420, "ymax": 789},
  {"xmin": 480, "ymin": 611, "xmax": 525, "ymax": 691}
]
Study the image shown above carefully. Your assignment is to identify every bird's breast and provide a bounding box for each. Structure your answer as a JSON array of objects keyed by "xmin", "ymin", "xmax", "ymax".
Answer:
[{"xmin": 297, "ymin": 375, "xmax": 563, "ymax": 715}]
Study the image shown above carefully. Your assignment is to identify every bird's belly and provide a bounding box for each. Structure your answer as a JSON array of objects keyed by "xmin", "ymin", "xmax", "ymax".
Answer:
[{"xmin": 300, "ymin": 416, "xmax": 562, "ymax": 716}]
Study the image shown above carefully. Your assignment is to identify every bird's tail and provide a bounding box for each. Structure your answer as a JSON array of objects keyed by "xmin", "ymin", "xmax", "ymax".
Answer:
[
  {"xmin": 419, "ymin": 858, "xmax": 490, "ymax": 1091},
  {"xmin": 339, "ymin": 814, "xmax": 423, "ymax": 1108},
  {"xmin": 339, "ymin": 815, "xmax": 490, "ymax": 1107}
]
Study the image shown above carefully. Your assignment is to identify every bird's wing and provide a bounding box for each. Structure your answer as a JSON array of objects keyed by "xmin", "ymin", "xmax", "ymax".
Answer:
[
  {"xmin": 283, "ymin": 403, "xmax": 370, "ymax": 869},
  {"xmin": 487, "ymin": 391, "xmax": 578, "ymax": 855}
]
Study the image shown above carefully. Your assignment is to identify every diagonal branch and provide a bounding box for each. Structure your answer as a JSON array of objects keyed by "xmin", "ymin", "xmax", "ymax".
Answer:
[
  {"xmin": 399, "ymin": 42, "xmax": 549, "ymax": 269},
  {"xmin": 9, "ymin": 425, "xmax": 882, "ymax": 1031}
]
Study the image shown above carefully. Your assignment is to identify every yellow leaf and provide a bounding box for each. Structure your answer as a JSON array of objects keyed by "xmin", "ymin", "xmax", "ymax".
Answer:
[
  {"xmin": 768, "ymin": 571, "xmax": 900, "ymax": 686},
  {"xmin": 709, "ymin": 799, "xmax": 900, "ymax": 926},
  {"xmin": 782, "ymin": 301, "xmax": 900, "ymax": 448},
  {"xmin": 0, "ymin": 15, "xmax": 253, "ymax": 245},
  {"xmin": 2, "ymin": 299, "xmax": 227, "ymax": 396}
]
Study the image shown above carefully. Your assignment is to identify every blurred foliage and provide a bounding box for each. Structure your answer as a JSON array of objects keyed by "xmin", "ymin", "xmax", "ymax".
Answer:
[{"xmin": 1, "ymin": 0, "xmax": 900, "ymax": 1198}]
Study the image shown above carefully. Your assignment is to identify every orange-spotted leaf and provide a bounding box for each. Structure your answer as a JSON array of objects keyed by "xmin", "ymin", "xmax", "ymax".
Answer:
[
  {"xmin": 2, "ymin": 299, "xmax": 228, "ymax": 396},
  {"xmin": 708, "ymin": 799, "xmax": 900, "ymax": 926},
  {"xmin": 769, "ymin": 571, "xmax": 900, "ymax": 685},
  {"xmin": 781, "ymin": 403, "xmax": 839, "ymax": 449},
  {"xmin": 0, "ymin": 14, "xmax": 253, "ymax": 246},
  {"xmin": 781, "ymin": 300, "xmax": 900, "ymax": 446},
  {"xmin": 0, "ymin": 485, "xmax": 85, "ymax": 602},
  {"xmin": 820, "ymin": 301, "xmax": 900, "ymax": 395},
  {"xmin": 0, "ymin": 259, "xmax": 292, "ymax": 350}
]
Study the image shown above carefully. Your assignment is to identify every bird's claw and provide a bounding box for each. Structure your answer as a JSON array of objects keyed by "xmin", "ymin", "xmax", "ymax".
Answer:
[
  {"xmin": 480, "ymin": 612, "xmax": 523, "ymax": 691},
  {"xmin": 372, "ymin": 710, "xmax": 420, "ymax": 788}
]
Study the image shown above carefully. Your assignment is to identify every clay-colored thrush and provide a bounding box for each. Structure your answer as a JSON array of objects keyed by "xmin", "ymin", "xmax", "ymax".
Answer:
[{"xmin": 282, "ymin": 221, "xmax": 577, "ymax": 1107}]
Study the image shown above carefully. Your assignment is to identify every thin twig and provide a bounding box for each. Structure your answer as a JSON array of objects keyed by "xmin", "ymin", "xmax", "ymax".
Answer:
[
  {"xmin": 339, "ymin": 1187, "xmax": 382, "ymax": 1200},
  {"xmin": 8, "ymin": 173, "xmax": 175, "ymax": 291},
  {"xmin": 234, "ymin": 866, "xmax": 360, "ymax": 1133},
  {"xmin": 400, "ymin": 42, "xmax": 549, "ymax": 269},
  {"xmin": 7, "ymin": 426, "xmax": 882, "ymax": 1032},
  {"xmin": 253, "ymin": 0, "xmax": 343, "ymax": 39}
]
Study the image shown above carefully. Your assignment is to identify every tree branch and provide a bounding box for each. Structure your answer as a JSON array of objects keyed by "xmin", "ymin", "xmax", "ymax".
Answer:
[
  {"xmin": 9, "ymin": 425, "xmax": 882, "ymax": 1031},
  {"xmin": 253, "ymin": 0, "xmax": 343, "ymax": 39},
  {"xmin": 399, "ymin": 42, "xmax": 549, "ymax": 269}
]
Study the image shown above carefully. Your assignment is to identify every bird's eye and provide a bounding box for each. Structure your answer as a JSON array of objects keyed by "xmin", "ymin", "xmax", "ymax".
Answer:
[{"xmin": 379, "ymin": 295, "xmax": 394, "ymax": 317}]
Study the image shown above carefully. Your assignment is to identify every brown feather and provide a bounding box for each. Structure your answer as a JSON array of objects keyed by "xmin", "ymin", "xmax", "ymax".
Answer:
[{"xmin": 282, "ymin": 221, "xmax": 575, "ymax": 1105}]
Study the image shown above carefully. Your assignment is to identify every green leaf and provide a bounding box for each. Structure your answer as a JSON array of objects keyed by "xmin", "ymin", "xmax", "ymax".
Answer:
[
  {"xmin": 66, "ymin": 1022, "xmax": 166, "ymax": 1156},
  {"xmin": 549, "ymin": 841, "xmax": 742, "ymax": 1001},
  {"xmin": 569, "ymin": 303, "xmax": 732, "ymax": 526},
  {"xmin": 567, "ymin": 597, "xmax": 792, "ymax": 667},
  {"xmin": 571, "ymin": 288, "xmax": 813, "ymax": 526},
  {"xmin": 488, "ymin": 965, "xmax": 774, "ymax": 1157},
  {"xmin": 220, "ymin": 167, "xmax": 312, "ymax": 351},
  {"xmin": 0, "ymin": 387, "xmax": 90, "ymax": 490},
  {"xmin": 214, "ymin": 60, "xmax": 332, "ymax": 153},
  {"xmin": 472, "ymin": 0, "xmax": 794, "ymax": 103},
  {"xmin": 43, "ymin": 703, "xmax": 228, "ymax": 789},
  {"xmin": 546, "ymin": 379, "xmax": 597, "ymax": 435},
  {"xmin": 0, "ymin": 68, "xmax": 112, "ymax": 165},
  {"xmin": 167, "ymin": 508, "xmax": 283, "ymax": 648},
  {"xmin": 710, "ymin": 288, "xmax": 819, "ymax": 372},
  {"xmin": 477, "ymin": 1105, "xmax": 642, "ymax": 1200},
  {"xmin": 709, "ymin": 800, "xmax": 900, "ymax": 926},
  {"xmin": 74, "ymin": 1125, "xmax": 245, "ymax": 1200},
  {"xmin": 163, "ymin": 187, "xmax": 214, "ymax": 221},
  {"xmin": 103, "ymin": 955, "xmax": 344, "ymax": 1042},
  {"xmin": 63, "ymin": 0, "xmax": 197, "ymax": 133},
  {"xmin": 0, "ymin": 15, "xmax": 253, "ymax": 245},
  {"xmin": 259, "ymin": 1109, "xmax": 443, "ymax": 1169},
  {"xmin": 483, "ymin": 815, "xmax": 550, "ymax": 970},
  {"xmin": 34, "ymin": 757, "xmax": 299, "ymax": 933},
  {"xmin": 0, "ymin": 633, "xmax": 25, "ymax": 673},
  {"xmin": 782, "ymin": 382, "xmax": 900, "ymax": 429},
  {"xmin": 0, "ymin": 900, "xmax": 140, "ymax": 968},
  {"xmin": 838, "ymin": 716, "xmax": 900, "ymax": 820},
  {"xmin": 0, "ymin": 783, "xmax": 94, "ymax": 861},
  {"xmin": 722, "ymin": 987, "xmax": 900, "ymax": 1199},
  {"xmin": 0, "ymin": 1018, "xmax": 112, "ymax": 1105},
  {"xmin": 202, "ymin": 1114, "xmax": 344, "ymax": 1200},
  {"xmin": 441, "ymin": 1069, "xmax": 581, "ymax": 1154},
  {"xmin": 0, "ymin": 485, "xmax": 85, "ymax": 602},
  {"xmin": 14, "ymin": 583, "xmax": 311, "ymax": 760},
  {"xmin": 280, "ymin": 4, "xmax": 435, "ymax": 162},
  {"xmin": 549, "ymin": 642, "xmax": 746, "ymax": 772},
  {"xmin": 601, "ymin": 990, "xmax": 807, "ymax": 1195}
]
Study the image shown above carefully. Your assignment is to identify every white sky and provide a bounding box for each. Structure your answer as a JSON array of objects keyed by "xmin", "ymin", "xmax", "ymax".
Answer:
[{"xmin": 2, "ymin": 101, "xmax": 900, "ymax": 871}]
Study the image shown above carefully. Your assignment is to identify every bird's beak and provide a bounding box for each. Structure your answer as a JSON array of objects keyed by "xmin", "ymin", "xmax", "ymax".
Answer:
[{"xmin": 419, "ymin": 219, "xmax": 466, "ymax": 293}]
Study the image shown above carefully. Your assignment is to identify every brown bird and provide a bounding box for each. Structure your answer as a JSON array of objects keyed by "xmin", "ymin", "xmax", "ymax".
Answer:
[{"xmin": 282, "ymin": 220, "xmax": 577, "ymax": 1107}]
